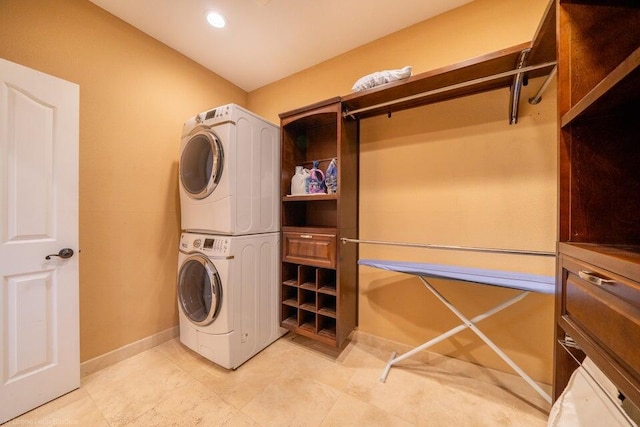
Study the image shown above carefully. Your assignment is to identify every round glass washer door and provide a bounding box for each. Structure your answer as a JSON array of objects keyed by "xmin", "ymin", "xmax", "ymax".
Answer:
[
  {"xmin": 179, "ymin": 129, "xmax": 224, "ymax": 199},
  {"xmin": 178, "ymin": 254, "xmax": 222, "ymax": 326}
]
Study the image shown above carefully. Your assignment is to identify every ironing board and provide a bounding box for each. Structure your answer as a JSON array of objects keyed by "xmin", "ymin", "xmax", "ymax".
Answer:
[{"xmin": 359, "ymin": 259, "xmax": 555, "ymax": 404}]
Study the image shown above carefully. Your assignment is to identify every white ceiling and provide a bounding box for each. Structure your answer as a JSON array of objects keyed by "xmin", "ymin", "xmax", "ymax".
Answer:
[{"xmin": 88, "ymin": 0, "xmax": 472, "ymax": 92}]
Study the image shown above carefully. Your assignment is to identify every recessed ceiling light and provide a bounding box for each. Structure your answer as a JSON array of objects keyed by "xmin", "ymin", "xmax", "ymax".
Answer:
[{"xmin": 205, "ymin": 11, "xmax": 226, "ymax": 28}]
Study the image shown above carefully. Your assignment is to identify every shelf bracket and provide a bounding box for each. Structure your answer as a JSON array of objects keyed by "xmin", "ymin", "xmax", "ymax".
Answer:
[
  {"xmin": 528, "ymin": 65, "xmax": 557, "ymax": 105},
  {"xmin": 343, "ymin": 108, "xmax": 356, "ymax": 120},
  {"xmin": 509, "ymin": 48, "xmax": 531, "ymax": 125}
]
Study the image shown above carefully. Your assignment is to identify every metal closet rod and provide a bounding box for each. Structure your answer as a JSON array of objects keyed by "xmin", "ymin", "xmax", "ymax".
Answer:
[
  {"xmin": 343, "ymin": 61, "xmax": 557, "ymax": 118},
  {"xmin": 341, "ymin": 238, "xmax": 556, "ymax": 257},
  {"xmin": 529, "ymin": 65, "xmax": 557, "ymax": 105}
]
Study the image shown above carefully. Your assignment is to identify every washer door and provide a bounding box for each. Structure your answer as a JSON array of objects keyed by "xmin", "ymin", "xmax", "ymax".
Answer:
[
  {"xmin": 179, "ymin": 129, "xmax": 224, "ymax": 199},
  {"xmin": 178, "ymin": 254, "xmax": 222, "ymax": 326}
]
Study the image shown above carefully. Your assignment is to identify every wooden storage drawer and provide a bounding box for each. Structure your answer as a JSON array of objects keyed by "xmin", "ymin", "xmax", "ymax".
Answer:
[
  {"xmin": 282, "ymin": 228, "xmax": 336, "ymax": 268},
  {"xmin": 561, "ymin": 255, "xmax": 640, "ymax": 375}
]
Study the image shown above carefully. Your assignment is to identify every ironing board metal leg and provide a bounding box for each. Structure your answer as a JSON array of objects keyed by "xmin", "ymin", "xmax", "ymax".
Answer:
[
  {"xmin": 380, "ymin": 352, "xmax": 397, "ymax": 382},
  {"xmin": 417, "ymin": 276, "xmax": 552, "ymax": 404},
  {"xmin": 379, "ymin": 291, "xmax": 528, "ymax": 383}
]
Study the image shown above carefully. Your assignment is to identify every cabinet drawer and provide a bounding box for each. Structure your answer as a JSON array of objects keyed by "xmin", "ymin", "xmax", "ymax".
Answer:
[
  {"xmin": 283, "ymin": 230, "xmax": 336, "ymax": 268},
  {"xmin": 561, "ymin": 256, "xmax": 640, "ymax": 374}
]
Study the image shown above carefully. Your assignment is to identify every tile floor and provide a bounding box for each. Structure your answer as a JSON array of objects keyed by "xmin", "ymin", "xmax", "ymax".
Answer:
[{"xmin": 7, "ymin": 333, "xmax": 551, "ymax": 426}]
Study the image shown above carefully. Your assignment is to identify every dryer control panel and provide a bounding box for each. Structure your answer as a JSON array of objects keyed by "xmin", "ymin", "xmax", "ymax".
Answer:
[
  {"xmin": 180, "ymin": 233, "xmax": 230, "ymax": 256},
  {"xmin": 203, "ymin": 105, "xmax": 231, "ymax": 121}
]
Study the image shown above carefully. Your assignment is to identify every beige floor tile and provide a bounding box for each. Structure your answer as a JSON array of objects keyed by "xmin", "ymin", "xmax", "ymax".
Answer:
[
  {"xmin": 5, "ymin": 388, "xmax": 88, "ymax": 424},
  {"xmin": 344, "ymin": 358, "xmax": 428, "ymax": 424},
  {"xmin": 339, "ymin": 341, "xmax": 408, "ymax": 371},
  {"xmin": 195, "ymin": 339, "xmax": 295, "ymax": 410},
  {"xmin": 320, "ymin": 393, "xmax": 414, "ymax": 427},
  {"xmin": 40, "ymin": 394, "xmax": 109, "ymax": 426},
  {"xmin": 81, "ymin": 347, "xmax": 172, "ymax": 395},
  {"xmin": 279, "ymin": 344, "xmax": 356, "ymax": 392},
  {"xmin": 7, "ymin": 391, "xmax": 108, "ymax": 426},
  {"xmin": 128, "ymin": 380, "xmax": 259, "ymax": 426},
  {"xmin": 418, "ymin": 374, "xmax": 548, "ymax": 427},
  {"xmin": 423, "ymin": 353, "xmax": 552, "ymax": 411},
  {"xmin": 241, "ymin": 371, "xmax": 341, "ymax": 427},
  {"xmin": 252, "ymin": 334, "xmax": 299, "ymax": 360},
  {"xmin": 155, "ymin": 337, "xmax": 202, "ymax": 366},
  {"xmin": 87, "ymin": 356, "xmax": 193, "ymax": 426}
]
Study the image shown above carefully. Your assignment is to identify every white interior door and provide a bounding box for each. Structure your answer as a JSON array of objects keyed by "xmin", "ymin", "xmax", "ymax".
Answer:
[{"xmin": 0, "ymin": 58, "xmax": 79, "ymax": 423}]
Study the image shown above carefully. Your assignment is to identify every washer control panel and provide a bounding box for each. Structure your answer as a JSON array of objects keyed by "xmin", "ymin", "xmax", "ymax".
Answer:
[
  {"xmin": 194, "ymin": 104, "xmax": 232, "ymax": 126},
  {"xmin": 180, "ymin": 233, "xmax": 230, "ymax": 256}
]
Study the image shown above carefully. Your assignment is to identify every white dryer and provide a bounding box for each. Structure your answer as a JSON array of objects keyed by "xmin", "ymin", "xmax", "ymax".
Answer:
[
  {"xmin": 177, "ymin": 231, "xmax": 285, "ymax": 369},
  {"xmin": 179, "ymin": 104, "xmax": 280, "ymax": 235}
]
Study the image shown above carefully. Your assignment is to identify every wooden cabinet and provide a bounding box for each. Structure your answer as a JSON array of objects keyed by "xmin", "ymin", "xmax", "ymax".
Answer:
[
  {"xmin": 282, "ymin": 228, "xmax": 337, "ymax": 269},
  {"xmin": 278, "ymin": 97, "xmax": 358, "ymax": 347},
  {"xmin": 554, "ymin": 0, "xmax": 640, "ymax": 406}
]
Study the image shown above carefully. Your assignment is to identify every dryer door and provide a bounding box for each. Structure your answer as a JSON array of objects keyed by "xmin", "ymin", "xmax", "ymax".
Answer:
[
  {"xmin": 177, "ymin": 254, "xmax": 223, "ymax": 326},
  {"xmin": 179, "ymin": 129, "xmax": 224, "ymax": 199}
]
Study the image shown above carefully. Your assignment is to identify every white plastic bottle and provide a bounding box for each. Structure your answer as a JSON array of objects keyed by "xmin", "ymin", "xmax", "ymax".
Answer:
[{"xmin": 291, "ymin": 166, "xmax": 309, "ymax": 195}]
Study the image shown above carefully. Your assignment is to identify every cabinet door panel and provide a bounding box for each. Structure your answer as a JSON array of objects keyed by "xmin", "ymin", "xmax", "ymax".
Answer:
[
  {"xmin": 562, "ymin": 256, "xmax": 640, "ymax": 378},
  {"xmin": 283, "ymin": 231, "xmax": 337, "ymax": 268}
]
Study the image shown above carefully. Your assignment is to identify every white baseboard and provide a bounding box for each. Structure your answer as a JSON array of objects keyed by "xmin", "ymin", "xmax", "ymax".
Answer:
[{"xmin": 80, "ymin": 326, "xmax": 179, "ymax": 377}]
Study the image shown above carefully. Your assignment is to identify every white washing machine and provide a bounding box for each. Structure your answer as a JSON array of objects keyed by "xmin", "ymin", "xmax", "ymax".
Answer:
[
  {"xmin": 177, "ymin": 231, "xmax": 285, "ymax": 369},
  {"xmin": 179, "ymin": 104, "xmax": 280, "ymax": 235}
]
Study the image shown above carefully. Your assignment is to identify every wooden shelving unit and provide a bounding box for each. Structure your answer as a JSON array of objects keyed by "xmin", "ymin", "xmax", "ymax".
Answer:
[
  {"xmin": 554, "ymin": 0, "xmax": 640, "ymax": 407},
  {"xmin": 279, "ymin": 98, "xmax": 358, "ymax": 348}
]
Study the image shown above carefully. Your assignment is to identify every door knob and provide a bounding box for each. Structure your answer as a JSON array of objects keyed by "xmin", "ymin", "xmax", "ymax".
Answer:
[{"xmin": 45, "ymin": 248, "xmax": 74, "ymax": 260}]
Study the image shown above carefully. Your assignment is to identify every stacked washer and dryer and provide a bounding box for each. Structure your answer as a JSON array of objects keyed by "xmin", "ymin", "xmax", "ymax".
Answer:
[{"xmin": 177, "ymin": 104, "xmax": 285, "ymax": 369}]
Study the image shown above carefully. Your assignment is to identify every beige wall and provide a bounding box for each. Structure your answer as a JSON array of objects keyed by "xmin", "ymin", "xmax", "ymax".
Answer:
[
  {"xmin": 0, "ymin": 0, "xmax": 247, "ymax": 361},
  {"xmin": 2, "ymin": 0, "xmax": 557, "ymax": 383},
  {"xmin": 248, "ymin": 0, "xmax": 556, "ymax": 383}
]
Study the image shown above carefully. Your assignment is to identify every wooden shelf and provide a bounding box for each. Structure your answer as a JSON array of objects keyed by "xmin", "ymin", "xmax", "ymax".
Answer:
[
  {"xmin": 318, "ymin": 284, "xmax": 337, "ymax": 295},
  {"xmin": 300, "ymin": 282, "xmax": 316, "ymax": 291},
  {"xmin": 300, "ymin": 303, "xmax": 316, "ymax": 312},
  {"xmin": 282, "ymin": 316, "xmax": 297, "ymax": 329},
  {"xmin": 318, "ymin": 307, "xmax": 336, "ymax": 318},
  {"xmin": 282, "ymin": 225, "xmax": 337, "ymax": 233},
  {"xmin": 300, "ymin": 322, "xmax": 316, "ymax": 332},
  {"xmin": 282, "ymin": 298, "xmax": 298, "ymax": 307},
  {"xmin": 527, "ymin": 0, "xmax": 557, "ymax": 66},
  {"xmin": 561, "ymin": 47, "xmax": 640, "ymax": 127},
  {"xmin": 283, "ymin": 194, "xmax": 338, "ymax": 202},
  {"xmin": 341, "ymin": 1, "xmax": 556, "ymax": 120},
  {"xmin": 318, "ymin": 324, "xmax": 337, "ymax": 340},
  {"xmin": 279, "ymin": 97, "xmax": 342, "ymax": 124}
]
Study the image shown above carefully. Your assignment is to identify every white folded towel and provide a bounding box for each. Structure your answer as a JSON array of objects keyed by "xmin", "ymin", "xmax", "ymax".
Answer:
[{"xmin": 351, "ymin": 65, "xmax": 412, "ymax": 92}]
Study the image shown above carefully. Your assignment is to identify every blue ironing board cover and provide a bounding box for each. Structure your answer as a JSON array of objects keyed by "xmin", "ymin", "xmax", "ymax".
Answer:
[{"xmin": 358, "ymin": 259, "xmax": 555, "ymax": 294}]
